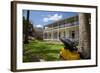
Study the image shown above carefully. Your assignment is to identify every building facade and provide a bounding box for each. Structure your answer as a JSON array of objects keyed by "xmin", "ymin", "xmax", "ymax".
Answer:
[{"xmin": 43, "ymin": 15, "xmax": 79, "ymax": 42}]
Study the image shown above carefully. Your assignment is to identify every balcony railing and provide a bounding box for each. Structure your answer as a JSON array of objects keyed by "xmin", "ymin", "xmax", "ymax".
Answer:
[{"xmin": 44, "ymin": 21, "xmax": 79, "ymax": 30}]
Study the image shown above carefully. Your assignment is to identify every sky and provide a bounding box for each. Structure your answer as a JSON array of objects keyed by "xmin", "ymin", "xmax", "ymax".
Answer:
[{"xmin": 23, "ymin": 10, "xmax": 78, "ymax": 28}]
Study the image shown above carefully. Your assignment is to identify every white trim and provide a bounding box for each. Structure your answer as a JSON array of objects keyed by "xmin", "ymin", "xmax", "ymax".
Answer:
[{"xmin": 16, "ymin": 3, "xmax": 96, "ymax": 70}]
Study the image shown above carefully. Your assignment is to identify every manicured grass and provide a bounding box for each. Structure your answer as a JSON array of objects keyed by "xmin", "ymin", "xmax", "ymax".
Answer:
[{"xmin": 23, "ymin": 40, "xmax": 64, "ymax": 62}]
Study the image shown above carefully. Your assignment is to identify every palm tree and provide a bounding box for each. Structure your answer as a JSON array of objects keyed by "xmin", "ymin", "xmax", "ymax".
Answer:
[{"xmin": 78, "ymin": 13, "xmax": 91, "ymax": 59}]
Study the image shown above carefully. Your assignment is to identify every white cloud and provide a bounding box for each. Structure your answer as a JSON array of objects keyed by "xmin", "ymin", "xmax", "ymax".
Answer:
[
  {"xmin": 36, "ymin": 24, "xmax": 42, "ymax": 28},
  {"xmin": 43, "ymin": 14, "xmax": 63, "ymax": 22},
  {"xmin": 43, "ymin": 18, "xmax": 49, "ymax": 22}
]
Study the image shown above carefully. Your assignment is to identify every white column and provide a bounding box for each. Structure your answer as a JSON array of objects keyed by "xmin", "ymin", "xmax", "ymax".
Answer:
[
  {"xmin": 47, "ymin": 32, "xmax": 48, "ymax": 40},
  {"xmin": 43, "ymin": 31, "xmax": 45, "ymax": 40},
  {"xmin": 43, "ymin": 26, "xmax": 45, "ymax": 40},
  {"xmin": 57, "ymin": 22, "xmax": 59, "ymax": 40},
  {"xmin": 52, "ymin": 24, "xmax": 54, "ymax": 40}
]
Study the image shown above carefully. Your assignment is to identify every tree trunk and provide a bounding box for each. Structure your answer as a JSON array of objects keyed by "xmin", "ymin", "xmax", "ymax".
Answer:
[
  {"xmin": 24, "ymin": 10, "xmax": 30, "ymax": 44},
  {"xmin": 78, "ymin": 13, "xmax": 91, "ymax": 59}
]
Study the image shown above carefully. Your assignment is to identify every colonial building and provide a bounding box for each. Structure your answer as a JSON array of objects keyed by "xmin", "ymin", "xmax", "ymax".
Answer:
[{"xmin": 43, "ymin": 15, "xmax": 79, "ymax": 42}]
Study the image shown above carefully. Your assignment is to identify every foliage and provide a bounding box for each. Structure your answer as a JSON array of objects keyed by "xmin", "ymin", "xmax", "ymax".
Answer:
[{"xmin": 67, "ymin": 16, "xmax": 78, "ymax": 23}]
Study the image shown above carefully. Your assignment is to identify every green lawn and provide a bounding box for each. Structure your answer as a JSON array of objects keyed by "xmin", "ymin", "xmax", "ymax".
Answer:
[{"xmin": 23, "ymin": 40, "xmax": 64, "ymax": 62}]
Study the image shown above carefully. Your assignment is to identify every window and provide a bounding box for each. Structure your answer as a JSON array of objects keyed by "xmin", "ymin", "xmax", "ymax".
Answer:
[{"xmin": 71, "ymin": 31, "xmax": 75, "ymax": 39}]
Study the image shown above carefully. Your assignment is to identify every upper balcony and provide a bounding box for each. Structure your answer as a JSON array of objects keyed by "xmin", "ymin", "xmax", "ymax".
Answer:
[
  {"xmin": 44, "ymin": 21, "xmax": 79, "ymax": 31},
  {"xmin": 43, "ymin": 15, "xmax": 79, "ymax": 31}
]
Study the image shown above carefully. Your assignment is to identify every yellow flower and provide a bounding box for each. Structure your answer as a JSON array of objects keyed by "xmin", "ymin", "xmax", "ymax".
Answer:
[{"xmin": 60, "ymin": 48, "xmax": 80, "ymax": 60}]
